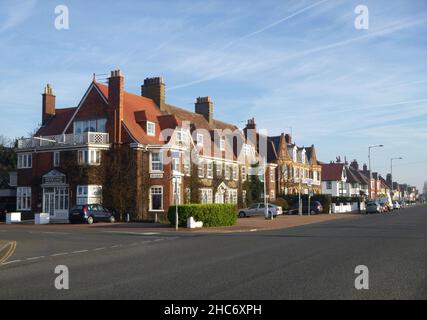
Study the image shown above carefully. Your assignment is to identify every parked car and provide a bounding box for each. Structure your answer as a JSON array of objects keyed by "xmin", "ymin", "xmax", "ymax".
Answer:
[
  {"xmin": 379, "ymin": 202, "xmax": 392, "ymax": 212},
  {"xmin": 238, "ymin": 203, "xmax": 282, "ymax": 218},
  {"xmin": 366, "ymin": 201, "xmax": 383, "ymax": 214},
  {"xmin": 287, "ymin": 201, "xmax": 323, "ymax": 215},
  {"xmin": 392, "ymin": 201, "xmax": 401, "ymax": 210},
  {"xmin": 69, "ymin": 204, "xmax": 116, "ymax": 224}
]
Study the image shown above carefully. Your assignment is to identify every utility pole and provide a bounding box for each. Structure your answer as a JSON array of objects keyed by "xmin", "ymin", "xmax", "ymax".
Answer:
[{"xmin": 368, "ymin": 144, "xmax": 384, "ymax": 199}]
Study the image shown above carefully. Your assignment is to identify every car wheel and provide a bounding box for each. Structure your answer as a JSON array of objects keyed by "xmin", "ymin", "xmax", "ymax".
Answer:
[
  {"xmin": 109, "ymin": 216, "xmax": 115, "ymax": 223},
  {"xmin": 87, "ymin": 216, "xmax": 94, "ymax": 224},
  {"xmin": 239, "ymin": 211, "xmax": 246, "ymax": 218},
  {"xmin": 310, "ymin": 210, "xmax": 315, "ymax": 214}
]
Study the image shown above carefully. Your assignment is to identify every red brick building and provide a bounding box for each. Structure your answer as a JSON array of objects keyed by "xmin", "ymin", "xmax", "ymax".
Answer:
[{"xmin": 16, "ymin": 70, "xmax": 262, "ymax": 221}]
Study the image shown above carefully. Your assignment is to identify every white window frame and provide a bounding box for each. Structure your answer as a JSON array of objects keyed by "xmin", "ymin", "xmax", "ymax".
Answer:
[
  {"xmin": 206, "ymin": 161, "xmax": 213, "ymax": 179},
  {"xmin": 241, "ymin": 166, "xmax": 247, "ymax": 182},
  {"xmin": 78, "ymin": 149, "xmax": 101, "ymax": 165},
  {"xmin": 53, "ymin": 151, "xmax": 60, "ymax": 167},
  {"xmin": 150, "ymin": 151, "xmax": 163, "ymax": 172},
  {"xmin": 17, "ymin": 187, "xmax": 31, "ymax": 210},
  {"xmin": 226, "ymin": 189, "xmax": 238, "ymax": 204},
  {"xmin": 197, "ymin": 133, "xmax": 204, "ymax": 147},
  {"xmin": 150, "ymin": 186, "xmax": 164, "ymax": 211},
  {"xmin": 147, "ymin": 121, "xmax": 155, "ymax": 136},
  {"xmin": 200, "ymin": 188, "xmax": 213, "ymax": 204},
  {"xmin": 232, "ymin": 165, "xmax": 238, "ymax": 181},
  {"xmin": 198, "ymin": 160, "xmax": 205, "ymax": 178},
  {"xmin": 17, "ymin": 153, "xmax": 32, "ymax": 169},
  {"xmin": 172, "ymin": 152, "xmax": 180, "ymax": 173},
  {"xmin": 326, "ymin": 181, "xmax": 332, "ymax": 190},
  {"xmin": 220, "ymin": 137, "xmax": 225, "ymax": 151},
  {"xmin": 183, "ymin": 157, "xmax": 191, "ymax": 176},
  {"xmin": 73, "ymin": 118, "xmax": 107, "ymax": 134},
  {"xmin": 76, "ymin": 185, "xmax": 102, "ymax": 205},
  {"xmin": 176, "ymin": 129, "xmax": 184, "ymax": 143},
  {"xmin": 270, "ymin": 168, "xmax": 275, "ymax": 182},
  {"xmin": 216, "ymin": 162, "xmax": 223, "ymax": 176}
]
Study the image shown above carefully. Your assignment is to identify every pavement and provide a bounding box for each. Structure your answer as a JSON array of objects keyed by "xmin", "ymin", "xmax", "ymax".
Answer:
[{"xmin": 0, "ymin": 204, "xmax": 426, "ymax": 299}]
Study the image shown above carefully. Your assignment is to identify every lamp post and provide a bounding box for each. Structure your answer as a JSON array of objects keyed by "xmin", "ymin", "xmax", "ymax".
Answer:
[
  {"xmin": 390, "ymin": 157, "xmax": 403, "ymax": 199},
  {"xmin": 368, "ymin": 144, "xmax": 384, "ymax": 199}
]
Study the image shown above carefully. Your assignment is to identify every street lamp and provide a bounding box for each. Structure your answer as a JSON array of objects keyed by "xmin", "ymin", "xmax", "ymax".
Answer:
[
  {"xmin": 391, "ymin": 157, "xmax": 403, "ymax": 198},
  {"xmin": 368, "ymin": 144, "xmax": 384, "ymax": 199}
]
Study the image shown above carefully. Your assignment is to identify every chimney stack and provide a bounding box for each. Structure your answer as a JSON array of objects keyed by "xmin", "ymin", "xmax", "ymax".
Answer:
[
  {"xmin": 284, "ymin": 133, "xmax": 292, "ymax": 144},
  {"xmin": 108, "ymin": 70, "xmax": 124, "ymax": 143},
  {"xmin": 350, "ymin": 159, "xmax": 359, "ymax": 171},
  {"xmin": 243, "ymin": 118, "xmax": 257, "ymax": 143},
  {"xmin": 195, "ymin": 96, "xmax": 213, "ymax": 124},
  {"xmin": 141, "ymin": 77, "xmax": 165, "ymax": 111},
  {"xmin": 42, "ymin": 84, "xmax": 55, "ymax": 126}
]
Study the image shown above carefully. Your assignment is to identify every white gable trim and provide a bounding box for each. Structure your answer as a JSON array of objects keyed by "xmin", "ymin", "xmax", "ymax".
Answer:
[{"xmin": 62, "ymin": 82, "xmax": 109, "ymax": 134}]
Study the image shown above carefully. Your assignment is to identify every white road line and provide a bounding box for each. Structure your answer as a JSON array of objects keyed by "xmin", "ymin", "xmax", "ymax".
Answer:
[
  {"xmin": 51, "ymin": 252, "xmax": 69, "ymax": 257},
  {"xmin": 103, "ymin": 231, "xmax": 160, "ymax": 236},
  {"xmin": 110, "ymin": 245, "xmax": 122, "ymax": 248},
  {"xmin": 71, "ymin": 250, "xmax": 89, "ymax": 254},
  {"xmin": 1, "ymin": 259, "xmax": 21, "ymax": 265},
  {"xmin": 26, "ymin": 256, "xmax": 45, "ymax": 261},
  {"xmin": 43, "ymin": 232, "xmax": 70, "ymax": 235},
  {"xmin": 93, "ymin": 247, "xmax": 106, "ymax": 251}
]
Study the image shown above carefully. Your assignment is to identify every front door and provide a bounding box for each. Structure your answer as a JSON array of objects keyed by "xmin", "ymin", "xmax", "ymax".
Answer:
[
  {"xmin": 43, "ymin": 187, "xmax": 69, "ymax": 219},
  {"xmin": 43, "ymin": 188, "xmax": 55, "ymax": 216}
]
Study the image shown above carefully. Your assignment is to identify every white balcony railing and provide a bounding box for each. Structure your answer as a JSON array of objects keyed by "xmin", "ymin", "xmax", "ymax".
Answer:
[{"xmin": 17, "ymin": 132, "xmax": 109, "ymax": 149}]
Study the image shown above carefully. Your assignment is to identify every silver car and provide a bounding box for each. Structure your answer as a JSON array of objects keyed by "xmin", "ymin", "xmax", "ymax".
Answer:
[{"xmin": 238, "ymin": 203, "xmax": 283, "ymax": 218}]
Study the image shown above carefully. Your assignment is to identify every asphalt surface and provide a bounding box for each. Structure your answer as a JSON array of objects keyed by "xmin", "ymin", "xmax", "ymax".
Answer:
[{"xmin": 0, "ymin": 205, "xmax": 426, "ymax": 299}]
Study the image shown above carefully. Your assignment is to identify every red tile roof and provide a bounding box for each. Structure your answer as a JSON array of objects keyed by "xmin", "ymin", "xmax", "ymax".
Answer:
[
  {"xmin": 95, "ymin": 82, "xmax": 164, "ymax": 144},
  {"xmin": 321, "ymin": 163, "xmax": 345, "ymax": 181},
  {"xmin": 36, "ymin": 107, "xmax": 76, "ymax": 136}
]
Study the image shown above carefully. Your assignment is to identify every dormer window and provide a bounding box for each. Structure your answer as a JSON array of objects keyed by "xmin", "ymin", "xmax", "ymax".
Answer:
[
  {"xmin": 176, "ymin": 129, "xmax": 183, "ymax": 143},
  {"xmin": 293, "ymin": 147, "xmax": 297, "ymax": 162},
  {"xmin": 147, "ymin": 121, "xmax": 155, "ymax": 136},
  {"xmin": 302, "ymin": 150, "xmax": 306, "ymax": 163}
]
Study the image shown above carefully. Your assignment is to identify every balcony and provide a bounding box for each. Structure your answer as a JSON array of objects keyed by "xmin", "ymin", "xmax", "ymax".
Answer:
[{"xmin": 17, "ymin": 132, "xmax": 109, "ymax": 149}]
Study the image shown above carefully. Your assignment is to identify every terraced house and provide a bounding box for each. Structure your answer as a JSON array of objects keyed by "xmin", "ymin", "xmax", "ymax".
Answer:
[{"xmin": 15, "ymin": 70, "xmax": 260, "ymax": 222}]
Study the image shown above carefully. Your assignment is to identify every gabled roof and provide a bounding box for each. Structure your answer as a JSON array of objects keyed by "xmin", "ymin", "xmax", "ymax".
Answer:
[{"xmin": 321, "ymin": 163, "xmax": 345, "ymax": 181}]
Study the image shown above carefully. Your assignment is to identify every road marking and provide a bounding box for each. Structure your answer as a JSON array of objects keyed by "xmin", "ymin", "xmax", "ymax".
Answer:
[
  {"xmin": 43, "ymin": 232, "xmax": 70, "ymax": 235},
  {"xmin": 51, "ymin": 252, "xmax": 69, "ymax": 257},
  {"xmin": 71, "ymin": 250, "xmax": 89, "ymax": 254},
  {"xmin": 1, "ymin": 259, "xmax": 21, "ymax": 265},
  {"xmin": 26, "ymin": 256, "xmax": 45, "ymax": 261},
  {"xmin": 153, "ymin": 238, "xmax": 164, "ymax": 242},
  {"xmin": 110, "ymin": 245, "xmax": 122, "ymax": 248},
  {"xmin": 93, "ymin": 247, "xmax": 106, "ymax": 251},
  {"xmin": 103, "ymin": 231, "xmax": 160, "ymax": 236},
  {"xmin": 0, "ymin": 241, "xmax": 17, "ymax": 265}
]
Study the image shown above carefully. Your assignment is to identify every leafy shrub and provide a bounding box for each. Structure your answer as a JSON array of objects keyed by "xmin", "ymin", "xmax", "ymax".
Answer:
[{"xmin": 168, "ymin": 204, "xmax": 237, "ymax": 227}]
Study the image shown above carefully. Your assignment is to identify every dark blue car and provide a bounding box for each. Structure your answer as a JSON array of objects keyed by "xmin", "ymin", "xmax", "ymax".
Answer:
[{"xmin": 69, "ymin": 204, "xmax": 116, "ymax": 224}]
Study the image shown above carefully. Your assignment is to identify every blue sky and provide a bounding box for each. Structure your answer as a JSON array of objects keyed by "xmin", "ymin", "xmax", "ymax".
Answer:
[{"xmin": 0, "ymin": 0, "xmax": 426, "ymax": 190}]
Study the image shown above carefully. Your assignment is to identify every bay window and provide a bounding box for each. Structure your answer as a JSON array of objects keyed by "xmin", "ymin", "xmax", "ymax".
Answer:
[
  {"xmin": 78, "ymin": 149, "xmax": 101, "ymax": 165},
  {"xmin": 151, "ymin": 152, "xmax": 163, "ymax": 172}
]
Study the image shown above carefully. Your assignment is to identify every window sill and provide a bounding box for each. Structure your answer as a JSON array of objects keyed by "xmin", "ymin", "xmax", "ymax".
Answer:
[{"xmin": 149, "ymin": 209, "xmax": 165, "ymax": 212}]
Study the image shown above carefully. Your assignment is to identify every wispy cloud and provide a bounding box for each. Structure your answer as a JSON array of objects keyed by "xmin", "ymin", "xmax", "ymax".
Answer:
[{"xmin": 0, "ymin": 0, "xmax": 37, "ymax": 33}]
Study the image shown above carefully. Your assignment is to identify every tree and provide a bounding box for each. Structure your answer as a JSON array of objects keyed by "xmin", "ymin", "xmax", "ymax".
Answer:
[{"xmin": 0, "ymin": 135, "xmax": 16, "ymax": 172}]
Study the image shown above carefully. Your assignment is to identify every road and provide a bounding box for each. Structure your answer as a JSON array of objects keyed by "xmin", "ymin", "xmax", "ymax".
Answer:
[{"xmin": 1, "ymin": 205, "xmax": 426, "ymax": 299}]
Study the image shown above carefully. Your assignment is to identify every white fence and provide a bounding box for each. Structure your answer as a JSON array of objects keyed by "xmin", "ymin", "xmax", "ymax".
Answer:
[
  {"xmin": 17, "ymin": 132, "xmax": 109, "ymax": 149},
  {"xmin": 331, "ymin": 202, "xmax": 365, "ymax": 213}
]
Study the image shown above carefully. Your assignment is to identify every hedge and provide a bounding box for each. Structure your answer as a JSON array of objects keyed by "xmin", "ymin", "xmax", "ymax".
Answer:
[{"xmin": 168, "ymin": 204, "xmax": 237, "ymax": 227}]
